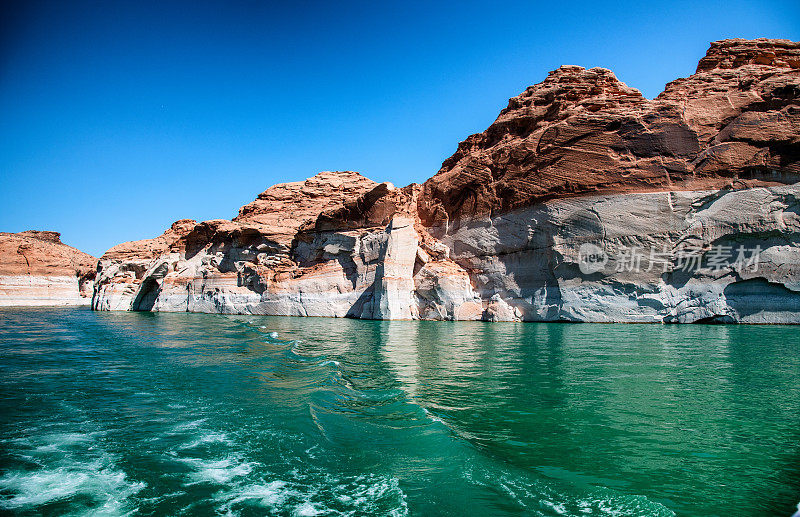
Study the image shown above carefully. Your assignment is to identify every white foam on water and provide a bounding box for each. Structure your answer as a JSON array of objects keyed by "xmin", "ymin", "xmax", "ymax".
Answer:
[
  {"xmin": 1, "ymin": 436, "xmax": 33, "ymax": 446},
  {"xmin": 214, "ymin": 478, "xmax": 303, "ymax": 515},
  {"xmin": 171, "ymin": 418, "xmax": 208, "ymax": 432},
  {"xmin": 421, "ymin": 406, "xmax": 448, "ymax": 426},
  {"xmin": 464, "ymin": 463, "xmax": 674, "ymax": 517},
  {"xmin": 343, "ymin": 475, "xmax": 409, "ymax": 516},
  {"xmin": 30, "ymin": 431, "xmax": 105, "ymax": 455},
  {"xmin": 304, "ymin": 445, "xmax": 320, "ymax": 459},
  {"xmin": 293, "ymin": 501, "xmax": 322, "ymax": 516},
  {"xmin": 0, "ymin": 428, "xmax": 143, "ymax": 515},
  {"xmin": 542, "ymin": 499, "xmax": 568, "ymax": 514},
  {"xmin": 213, "ymin": 473, "xmax": 408, "ymax": 517},
  {"xmin": 177, "ymin": 431, "xmax": 234, "ymax": 450},
  {"xmin": 179, "ymin": 456, "xmax": 257, "ymax": 485},
  {"xmin": 573, "ymin": 494, "xmax": 676, "ymax": 517},
  {"xmin": 42, "ymin": 431, "xmax": 95, "ymax": 444},
  {"xmin": 226, "ymin": 480, "xmax": 290, "ymax": 506},
  {"xmin": 0, "ymin": 457, "xmax": 144, "ymax": 514},
  {"xmin": 137, "ymin": 490, "xmax": 187, "ymax": 507}
]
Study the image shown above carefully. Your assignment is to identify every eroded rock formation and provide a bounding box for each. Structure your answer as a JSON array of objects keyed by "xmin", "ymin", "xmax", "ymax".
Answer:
[
  {"xmin": 0, "ymin": 231, "xmax": 97, "ymax": 306},
  {"xmin": 92, "ymin": 38, "xmax": 800, "ymax": 322},
  {"xmin": 418, "ymin": 38, "xmax": 800, "ymax": 225}
]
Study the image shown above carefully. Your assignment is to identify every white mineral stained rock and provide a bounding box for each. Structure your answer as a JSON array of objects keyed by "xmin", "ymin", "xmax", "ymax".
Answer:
[
  {"xmin": 372, "ymin": 217, "xmax": 419, "ymax": 320},
  {"xmin": 90, "ymin": 40, "xmax": 800, "ymax": 323},
  {"xmin": 92, "ymin": 182, "xmax": 800, "ymax": 323},
  {"xmin": 0, "ymin": 275, "xmax": 91, "ymax": 307},
  {"xmin": 431, "ymin": 186, "xmax": 800, "ymax": 323},
  {"xmin": 0, "ymin": 231, "xmax": 96, "ymax": 306}
]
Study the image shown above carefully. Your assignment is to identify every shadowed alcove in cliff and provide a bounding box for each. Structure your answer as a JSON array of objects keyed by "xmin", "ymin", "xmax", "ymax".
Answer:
[
  {"xmin": 724, "ymin": 277, "xmax": 800, "ymax": 319},
  {"xmin": 132, "ymin": 277, "xmax": 160, "ymax": 311}
]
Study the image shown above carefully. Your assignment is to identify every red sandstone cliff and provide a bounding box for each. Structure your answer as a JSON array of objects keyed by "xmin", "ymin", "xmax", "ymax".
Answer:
[
  {"xmin": 79, "ymin": 39, "xmax": 800, "ymax": 322},
  {"xmin": 417, "ymin": 38, "xmax": 800, "ymax": 225},
  {"xmin": 0, "ymin": 231, "xmax": 97, "ymax": 305}
]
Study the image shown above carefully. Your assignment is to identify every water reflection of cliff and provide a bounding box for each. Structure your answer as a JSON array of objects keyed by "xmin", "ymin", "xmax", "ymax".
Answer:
[
  {"xmin": 89, "ymin": 311, "xmax": 800, "ymax": 514},
  {"xmin": 373, "ymin": 320, "xmax": 800, "ymax": 516}
]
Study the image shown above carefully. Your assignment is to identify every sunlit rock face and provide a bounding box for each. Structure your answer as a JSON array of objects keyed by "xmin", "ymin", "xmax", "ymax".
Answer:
[
  {"xmin": 93, "ymin": 39, "xmax": 800, "ymax": 322},
  {"xmin": 417, "ymin": 38, "xmax": 800, "ymax": 227},
  {"xmin": 0, "ymin": 231, "xmax": 96, "ymax": 306},
  {"xmin": 92, "ymin": 175, "xmax": 472, "ymax": 320},
  {"xmin": 430, "ymin": 186, "xmax": 800, "ymax": 323}
]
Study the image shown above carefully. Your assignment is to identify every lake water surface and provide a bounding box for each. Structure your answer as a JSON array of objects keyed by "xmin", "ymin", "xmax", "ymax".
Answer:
[{"xmin": 0, "ymin": 307, "xmax": 798, "ymax": 516}]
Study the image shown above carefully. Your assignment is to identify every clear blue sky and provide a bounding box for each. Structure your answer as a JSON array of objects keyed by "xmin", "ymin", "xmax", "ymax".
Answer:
[{"xmin": 1, "ymin": 0, "xmax": 798, "ymax": 256}]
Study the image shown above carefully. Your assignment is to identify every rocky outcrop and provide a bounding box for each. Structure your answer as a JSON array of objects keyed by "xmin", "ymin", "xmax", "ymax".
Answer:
[
  {"xmin": 430, "ymin": 186, "xmax": 800, "ymax": 323},
  {"xmin": 92, "ymin": 173, "xmax": 458, "ymax": 319},
  {"xmin": 418, "ymin": 38, "xmax": 800, "ymax": 226},
  {"xmin": 234, "ymin": 170, "xmax": 380, "ymax": 246},
  {"xmin": 0, "ymin": 231, "xmax": 97, "ymax": 306},
  {"xmin": 92, "ymin": 39, "xmax": 800, "ymax": 323}
]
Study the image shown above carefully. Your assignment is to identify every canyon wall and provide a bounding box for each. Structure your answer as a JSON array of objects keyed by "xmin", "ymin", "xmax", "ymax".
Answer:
[
  {"xmin": 92, "ymin": 38, "xmax": 800, "ymax": 322},
  {"xmin": 0, "ymin": 231, "xmax": 96, "ymax": 306}
]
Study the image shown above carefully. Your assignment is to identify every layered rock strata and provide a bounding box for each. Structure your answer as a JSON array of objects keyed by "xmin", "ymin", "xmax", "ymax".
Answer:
[
  {"xmin": 0, "ymin": 231, "xmax": 97, "ymax": 306},
  {"xmin": 92, "ymin": 39, "xmax": 800, "ymax": 322}
]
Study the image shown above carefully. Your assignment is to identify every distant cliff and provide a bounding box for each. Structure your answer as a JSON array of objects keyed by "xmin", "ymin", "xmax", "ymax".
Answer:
[
  {"xmin": 0, "ymin": 231, "xmax": 96, "ymax": 306},
  {"xmin": 86, "ymin": 38, "xmax": 800, "ymax": 322}
]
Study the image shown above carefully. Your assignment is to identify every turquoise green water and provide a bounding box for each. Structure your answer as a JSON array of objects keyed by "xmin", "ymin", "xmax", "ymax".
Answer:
[{"xmin": 0, "ymin": 308, "xmax": 798, "ymax": 516}]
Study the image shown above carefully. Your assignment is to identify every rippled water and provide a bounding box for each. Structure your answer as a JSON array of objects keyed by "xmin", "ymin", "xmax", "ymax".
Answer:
[{"xmin": 0, "ymin": 308, "xmax": 798, "ymax": 516}]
